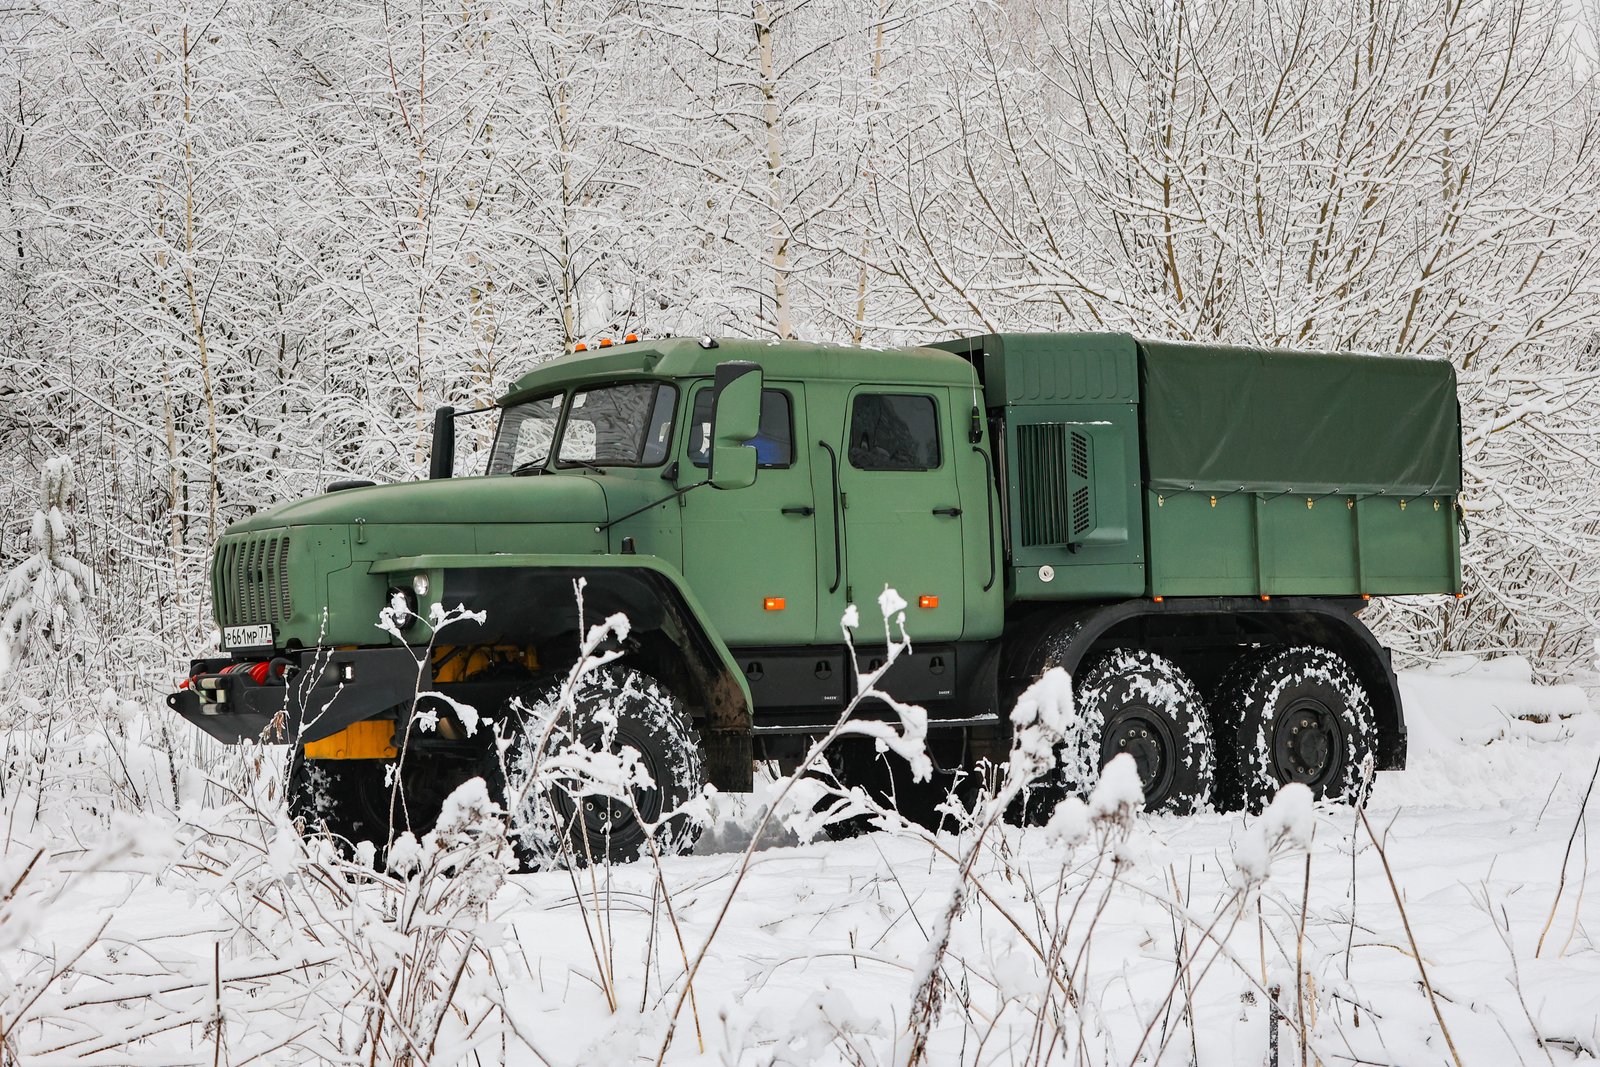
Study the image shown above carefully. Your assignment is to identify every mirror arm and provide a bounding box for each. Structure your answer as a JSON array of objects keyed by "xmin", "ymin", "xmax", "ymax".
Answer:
[{"xmin": 596, "ymin": 479, "xmax": 711, "ymax": 533}]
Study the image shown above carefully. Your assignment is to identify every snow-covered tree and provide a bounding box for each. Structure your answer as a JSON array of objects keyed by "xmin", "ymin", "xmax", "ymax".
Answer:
[
  {"xmin": 0, "ymin": 459, "xmax": 96, "ymax": 676},
  {"xmin": 0, "ymin": 0, "xmax": 1596, "ymax": 683}
]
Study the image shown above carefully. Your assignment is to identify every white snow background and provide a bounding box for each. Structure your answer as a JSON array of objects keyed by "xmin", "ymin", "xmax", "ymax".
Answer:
[{"xmin": 2, "ymin": 648, "xmax": 1595, "ymax": 1065}]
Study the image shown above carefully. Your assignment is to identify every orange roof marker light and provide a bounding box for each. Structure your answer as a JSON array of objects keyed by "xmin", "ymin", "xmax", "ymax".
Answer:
[
  {"xmin": 918, "ymin": 595, "xmax": 939, "ymax": 609},
  {"xmin": 764, "ymin": 597, "xmax": 786, "ymax": 611},
  {"xmin": 624, "ymin": 333, "xmax": 640, "ymax": 343},
  {"xmin": 573, "ymin": 342, "xmax": 588, "ymax": 352},
  {"xmin": 598, "ymin": 337, "xmax": 613, "ymax": 348}
]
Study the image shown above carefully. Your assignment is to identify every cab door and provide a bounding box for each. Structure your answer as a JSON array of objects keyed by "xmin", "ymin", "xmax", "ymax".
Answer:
[
  {"xmin": 836, "ymin": 388, "xmax": 965, "ymax": 640},
  {"xmin": 678, "ymin": 381, "xmax": 818, "ymax": 644}
]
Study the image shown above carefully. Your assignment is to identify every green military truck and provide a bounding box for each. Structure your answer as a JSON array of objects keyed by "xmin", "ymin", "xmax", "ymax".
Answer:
[{"xmin": 168, "ymin": 332, "xmax": 1462, "ymax": 856}]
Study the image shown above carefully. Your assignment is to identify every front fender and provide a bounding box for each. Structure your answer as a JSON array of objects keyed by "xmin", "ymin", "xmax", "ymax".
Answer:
[{"xmin": 371, "ymin": 553, "xmax": 753, "ymax": 788}]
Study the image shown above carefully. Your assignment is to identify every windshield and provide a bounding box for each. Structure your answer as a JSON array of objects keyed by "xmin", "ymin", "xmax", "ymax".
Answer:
[
  {"xmin": 487, "ymin": 394, "xmax": 563, "ymax": 475},
  {"xmin": 559, "ymin": 383, "xmax": 677, "ymax": 467},
  {"xmin": 486, "ymin": 382, "xmax": 678, "ymax": 475}
]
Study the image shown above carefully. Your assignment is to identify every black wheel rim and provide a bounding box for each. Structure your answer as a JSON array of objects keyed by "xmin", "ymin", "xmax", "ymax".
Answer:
[
  {"xmin": 1271, "ymin": 697, "xmax": 1345, "ymax": 792},
  {"xmin": 552, "ymin": 725, "xmax": 664, "ymax": 858},
  {"xmin": 1102, "ymin": 707, "xmax": 1178, "ymax": 805}
]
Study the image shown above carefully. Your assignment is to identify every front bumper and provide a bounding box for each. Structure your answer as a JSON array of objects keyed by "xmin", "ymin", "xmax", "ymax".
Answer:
[{"xmin": 166, "ymin": 646, "xmax": 427, "ymax": 745}]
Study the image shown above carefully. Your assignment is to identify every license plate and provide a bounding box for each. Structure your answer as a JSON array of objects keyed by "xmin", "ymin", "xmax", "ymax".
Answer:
[{"xmin": 223, "ymin": 624, "xmax": 275, "ymax": 650}]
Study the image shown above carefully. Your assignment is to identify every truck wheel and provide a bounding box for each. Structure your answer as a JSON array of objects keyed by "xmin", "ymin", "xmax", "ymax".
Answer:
[
  {"xmin": 1212, "ymin": 645, "xmax": 1375, "ymax": 812},
  {"xmin": 820, "ymin": 738, "xmax": 967, "ymax": 837},
  {"xmin": 1073, "ymin": 648, "xmax": 1215, "ymax": 815},
  {"xmin": 287, "ymin": 755, "xmax": 389, "ymax": 847},
  {"xmin": 499, "ymin": 666, "xmax": 707, "ymax": 868},
  {"xmin": 1008, "ymin": 620, "xmax": 1085, "ymax": 824}
]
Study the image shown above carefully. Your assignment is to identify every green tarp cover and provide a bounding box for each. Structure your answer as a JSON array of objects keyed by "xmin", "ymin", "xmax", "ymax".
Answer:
[{"xmin": 1139, "ymin": 341, "xmax": 1461, "ymax": 496}]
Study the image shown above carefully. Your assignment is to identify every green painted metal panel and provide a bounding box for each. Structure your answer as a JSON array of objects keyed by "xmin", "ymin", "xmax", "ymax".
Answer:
[
  {"xmin": 1010, "ymin": 561, "xmax": 1146, "ymax": 599},
  {"xmin": 1146, "ymin": 491, "xmax": 1257, "ymax": 595},
  {"xmin": 679, "ymin": 380, "xmax": 820, "ymax": 644},
  {"xmin": 229, "ymin": 475, "xmax": 608, "ymax": 530},
  {"xmin": 1257, "ymin": 495, "xmax": 1358, "ymax": 595},
  {"xmin": 1356, "ymin": 497, "xmax": 1461, "ymax": 593},
  {"xmin": 1147, "ymin": 489, "xmax": 1461, "ymax": 596},
  {"xmin": 928, "ymin": 334, "xmax": 1146, "ymax": 602},
  {"xmin": 503, "ymin": 336, "xmax": 977, "ymax": 405},
  {"xmin": 931, "ymin": 332, "xmax": 1140, "ymax": 407},
  {"xmin": 836, "ymin": 385, "xmax": 968, "ymax": 640},
  {"xmin": 1001, "ymin": 402, "xmax": 1145, "ymax": 601}
]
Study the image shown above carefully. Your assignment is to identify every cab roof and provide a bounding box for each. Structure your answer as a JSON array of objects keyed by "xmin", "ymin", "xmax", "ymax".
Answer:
[{"xmin": 499, "ymin": 335, "xmax": 977, "ymax": 405}]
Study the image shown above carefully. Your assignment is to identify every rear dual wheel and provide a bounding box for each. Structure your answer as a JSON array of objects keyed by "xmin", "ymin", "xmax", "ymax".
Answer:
[
  {"xmin": 1020, "ymin": 641, "xmax": 1374, "ymax": 817},
  {"xmin": 1212, "ymin": 645, "xmax": 1376, "ymax": 812},
  {"xmin": 1012, "ymin": 646, "xmax": 1214, "ymax": 819},
  {"xmin": 1074, "ymin": 649, "xmax": 1215, "ymax": 814}
]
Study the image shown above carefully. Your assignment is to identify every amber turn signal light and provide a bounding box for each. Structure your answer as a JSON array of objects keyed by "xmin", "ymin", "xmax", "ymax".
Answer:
[
  {"xmin": 764, "ymin": 597, "xmax": 786, "ymax": 611},
  {"xmin": 918, "ymin": 595, "xmax": 938, "ymax": 609}
]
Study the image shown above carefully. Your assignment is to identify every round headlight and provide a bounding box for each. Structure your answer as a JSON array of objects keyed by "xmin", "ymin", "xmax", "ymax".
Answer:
[
  {"xmin": 412, "ymin": 572, "xmax": 430, "ymax": 597},
  {"xmin": 387, "ymin": 586, "xmax": 418, "ymax": 630}
]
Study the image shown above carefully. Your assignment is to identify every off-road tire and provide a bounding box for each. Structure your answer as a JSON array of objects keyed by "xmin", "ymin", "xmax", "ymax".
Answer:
[
  {"xmin": 287, "ymin": 754, "xmax": 390, "ymax": 847},
  {"xmin": 1008, "ymin": 620, "xmax": 1086, "ymax": 825},
  {"xmin": 498, "ymin": 666, "xmax": 706, "ymax": 868},
  {"xmin": 1073, "ymin": 648, "xmax": 1215, "ymax": 815},
  {"xmin": 288, "ymin": 744, "xmax": 481, "ymax": 858},
  {"xmin": 819, "ymin": 738, "xmax": 968, "ymax": 837},
  {"xmin": 1212, "ymin": 645, "xmax": 1375, "ymax": 812}
]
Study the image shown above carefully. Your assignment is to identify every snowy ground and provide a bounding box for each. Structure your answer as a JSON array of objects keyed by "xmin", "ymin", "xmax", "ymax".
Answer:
[{"xmin": 3, "ymin": 656, "xmax": 1596, "ymax": 1065}]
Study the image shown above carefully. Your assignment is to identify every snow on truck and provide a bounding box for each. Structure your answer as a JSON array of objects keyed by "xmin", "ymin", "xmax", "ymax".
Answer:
[{"xmin": 168, "ymin": 332, "xmax": 1463, "ymax": 858}]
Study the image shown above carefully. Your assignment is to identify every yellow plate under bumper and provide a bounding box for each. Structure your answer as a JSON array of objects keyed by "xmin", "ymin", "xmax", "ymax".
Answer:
[{"xmin": 303, "ymin": 719, "xmax": 397, "ymax": 760}]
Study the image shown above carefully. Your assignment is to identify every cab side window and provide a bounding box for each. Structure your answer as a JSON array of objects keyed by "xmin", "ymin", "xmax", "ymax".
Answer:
[
  {"xmin": 688, "ymin": 389, "xmax": 795, "ymax": 468},
  {"xmin": 848, "ymin": 394, "xmax": 941, "ymax": 471}
]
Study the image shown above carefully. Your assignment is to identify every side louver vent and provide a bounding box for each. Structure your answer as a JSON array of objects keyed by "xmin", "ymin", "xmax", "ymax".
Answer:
[
  {"xmin": 1016, "ymin": 424, "xmax": 1096, "ymax": 548},
  {"xmin": 1072, "ymin": 485, "xmax": 1092, "ymax": 537},
  {"xmin": 1072, "ymin": 431, "xmax": 1089, "ymax": 479}
]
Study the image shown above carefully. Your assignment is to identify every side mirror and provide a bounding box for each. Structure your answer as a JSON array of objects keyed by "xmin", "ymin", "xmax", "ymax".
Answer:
[
  {"xmin": 429, "ymin": 406, "xmax": 456, "ymax": 479},
  {"xmin": 709, "ymin": 361, "xmax": 762, "ymax": 490}
]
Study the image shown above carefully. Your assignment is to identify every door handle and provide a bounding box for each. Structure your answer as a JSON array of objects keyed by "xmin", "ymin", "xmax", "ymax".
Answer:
[
  {"xmin": 818, "ymin": 441, "xmax": 843, "ymax": 593},
  {"xmin": 973, "ymin": 445, "xmax": 997, "ymax": 592},
  {"xmin": 932, "ymin": 506, "xmax": 963, "ymax": 517},
  {"xmin": 781, "ymin": 505, "xmax": 815, "ymax": 516}
]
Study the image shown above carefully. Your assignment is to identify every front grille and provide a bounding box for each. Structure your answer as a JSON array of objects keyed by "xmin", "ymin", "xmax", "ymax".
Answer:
[{"xmin": 215, "ymin": 533, "xmax": 293, "ymax": 626}]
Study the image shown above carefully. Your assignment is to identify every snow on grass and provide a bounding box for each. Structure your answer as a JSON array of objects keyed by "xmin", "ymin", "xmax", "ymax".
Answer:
[{"xmin": 2, "ymin": 655, "xmax": 1596, "ymax": 1064}]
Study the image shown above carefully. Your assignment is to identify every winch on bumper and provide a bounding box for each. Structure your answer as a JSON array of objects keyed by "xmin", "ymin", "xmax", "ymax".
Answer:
[{"xmin": 166, "ymin": 647, "xmax": 425, "ymax": 745}]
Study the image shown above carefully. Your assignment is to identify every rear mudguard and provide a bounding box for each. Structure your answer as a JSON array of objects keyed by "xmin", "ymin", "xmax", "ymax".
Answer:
[
  {"xmin": 1003, "ymin": 596, "xmax": 1406, "ymax": 770},
  {"xmin": 371, "ymin": 553, "xmax": 754, "ymax": 790}
]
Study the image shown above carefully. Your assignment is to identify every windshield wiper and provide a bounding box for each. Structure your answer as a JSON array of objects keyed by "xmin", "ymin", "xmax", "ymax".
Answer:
[
  {"xmin": 509, "ymin": 460, "xmax": 548, "ymax": 477},
  {"xmin": 560, "ymin": 459, "xmax": 608, "ymax": 475}
]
